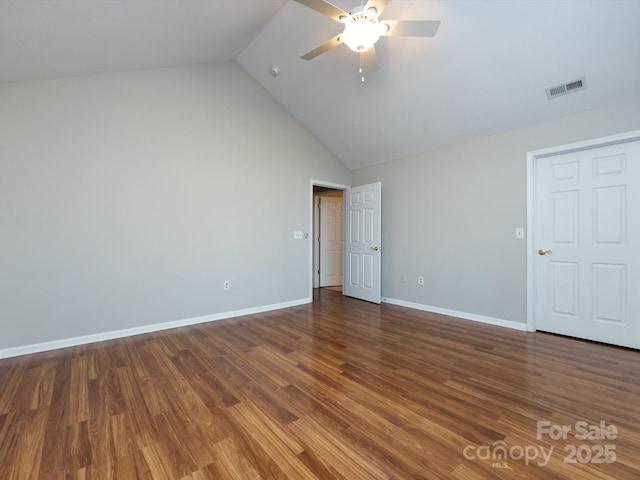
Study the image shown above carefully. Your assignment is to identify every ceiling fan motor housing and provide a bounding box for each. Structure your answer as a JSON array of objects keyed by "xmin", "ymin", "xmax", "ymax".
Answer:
[{"xmin": 341, "ymin": 6, "xmax": 382, "ymax": 52}]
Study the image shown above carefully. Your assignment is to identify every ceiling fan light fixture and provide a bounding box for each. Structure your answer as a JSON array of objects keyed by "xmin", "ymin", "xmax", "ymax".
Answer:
[
  {"xmin": 295, "ymin": 0, "xmax": 441, "ymax": 66},
  {"xmin": 341, "ymin": 15, "xmax": 381, "ymax": 52}
]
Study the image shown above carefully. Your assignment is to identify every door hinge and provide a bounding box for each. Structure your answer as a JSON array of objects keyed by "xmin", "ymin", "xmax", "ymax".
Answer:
[
  {"xmin": 317, "ymin": 236, "xmax": 320, "ymax": 242},
  {"xmin": 317, "ymin": 269, "xmax": 320, "ymax": 275}
]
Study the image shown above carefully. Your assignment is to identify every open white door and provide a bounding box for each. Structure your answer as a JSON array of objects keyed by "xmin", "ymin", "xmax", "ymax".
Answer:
[{"xmin": 344, "ymin": 182, "xmax": 382, "ymax": 304}]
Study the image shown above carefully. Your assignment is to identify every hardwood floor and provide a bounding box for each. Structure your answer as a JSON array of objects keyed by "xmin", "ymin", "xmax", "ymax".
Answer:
[{"xmin": 1, "ymin": 289, "xmax": 639, "ymax": 479}]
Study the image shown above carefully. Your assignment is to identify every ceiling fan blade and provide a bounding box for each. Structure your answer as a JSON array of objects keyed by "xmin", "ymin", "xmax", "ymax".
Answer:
[
  {"xmin": 364, "ymin": 0, "xmax": 390, "ymax": 17},
  {"xmin": 360, "ymin": 47, "xmax": 379, "ymax": 73},
  {"xmin": 380, "ymin": 19, "xmax": 441, "ymax": 37},
  {"xmin": 301, "ymin": 34, "xmax": 344, "ymax": 60},
  {"xmin": 294, "ymin": 0, "xmax": 349, "ymax": 22}
]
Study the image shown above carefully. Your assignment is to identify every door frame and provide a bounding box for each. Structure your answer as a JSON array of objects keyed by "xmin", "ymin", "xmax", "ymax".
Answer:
[
  {"xmin": 525, "ymin": 130, "xmax": 640, "ymax": 332},
  {"xmin": 309, "ymin": 180, "xmax": 350, "ymax": 299}
]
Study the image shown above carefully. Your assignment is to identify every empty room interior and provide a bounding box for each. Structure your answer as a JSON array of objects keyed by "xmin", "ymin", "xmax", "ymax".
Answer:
[{"xmin": 1, "ymin": 1, "xmax": 640, "ymax": 479}]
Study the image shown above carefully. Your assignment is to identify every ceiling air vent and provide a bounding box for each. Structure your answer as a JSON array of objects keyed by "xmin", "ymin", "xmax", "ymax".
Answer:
[{"xmin": 546, "ymin": 77, "xmax": 586, "ymax": 99}]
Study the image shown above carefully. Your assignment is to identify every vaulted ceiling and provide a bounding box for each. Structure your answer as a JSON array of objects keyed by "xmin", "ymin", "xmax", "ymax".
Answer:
[{"xmin": 2, "ymin": 1, "xmax": 639, "ymax": 169}]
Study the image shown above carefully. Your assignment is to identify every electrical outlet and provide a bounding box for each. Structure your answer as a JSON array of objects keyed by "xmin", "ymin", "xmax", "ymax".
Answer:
[
  {"xmin": 418, "ymin": 276, "xmax": 424, "ymax": 285},
  {"xmin": 223, "ymin": 280, "xmax": 230, "ymax": 291},
  {"xmin": 293, "ymin": 231, "xmax": 304, "ymax": 239}
]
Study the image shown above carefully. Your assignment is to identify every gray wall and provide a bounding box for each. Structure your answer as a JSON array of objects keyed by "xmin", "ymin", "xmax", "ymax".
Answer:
[
  {"xmin": 352, "ymin": 98, "xmax": 640, "ymax": 324},
  {"xmin": 0, "ymin": 62, "xmax": 350, "ymax": 350},
  {"xmin": 2, "ymin": 59, "xmax": 638, "ymax": 352}
]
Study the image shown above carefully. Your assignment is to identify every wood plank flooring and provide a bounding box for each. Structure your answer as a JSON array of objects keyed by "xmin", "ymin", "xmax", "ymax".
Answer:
[{"xmin": 1, "ymin": 289, "xmax": 639, "ymax": 479}]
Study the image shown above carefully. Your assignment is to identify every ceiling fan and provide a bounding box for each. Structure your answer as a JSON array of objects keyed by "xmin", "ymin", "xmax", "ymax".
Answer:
[{"xmin": 294, "ymin": 0, "xmax": 441, "ymax": 75}]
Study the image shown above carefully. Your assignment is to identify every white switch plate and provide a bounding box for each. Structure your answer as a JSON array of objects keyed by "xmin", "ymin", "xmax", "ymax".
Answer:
[
  {"xmin": 293, "ymin": 231, "xmax": 303, "ymax": 239},
  {"xmin": 515, "ymin": 228, "xmax": 525, "ymax": 239}
]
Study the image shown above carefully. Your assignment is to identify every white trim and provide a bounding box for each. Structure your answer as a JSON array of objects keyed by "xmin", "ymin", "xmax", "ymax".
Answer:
[
  {"xmin": 0, "ymin": 298, "xmax": 311, "ymax": 360},
  {"xmin": 309, "ymin": 179, "xmax": 350, "ymax": 299},
  {"xmin": 525, "ymin": 130, "xmax": 640, "ymax": 333},
  {"xmin": 310, "ymin": 179, "xmax": 350, "ymax": 190},
  {"xmin": 382, "ymin": 298, "xmax": 528, "ymax": 332},
  {"xmin": 526, "ymin": 149, "xmax": 536, "ymax": 332}
]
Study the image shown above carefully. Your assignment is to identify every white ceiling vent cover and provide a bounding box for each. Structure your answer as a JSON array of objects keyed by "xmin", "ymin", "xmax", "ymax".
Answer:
[{"xmin": 546, "ymin": 77, "xmax": 587, "ymax": 99}]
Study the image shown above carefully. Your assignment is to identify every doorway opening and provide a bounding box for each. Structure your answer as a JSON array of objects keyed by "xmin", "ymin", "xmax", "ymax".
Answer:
[
  {"xmin": 313, "ymin": 186, "xmax": 344, "ymax": 295},
  {"xmin": 310, "ymin": 181, "xmax": 349, "ymax": 302},
  {"xmin": 309, "ymin": 180, "xmax": 382, "ymax": 304}
]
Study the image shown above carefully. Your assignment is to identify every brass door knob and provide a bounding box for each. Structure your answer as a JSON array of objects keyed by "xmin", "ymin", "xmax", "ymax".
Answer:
[
  {"xmin": 538, "ymin": 249, "xmax": 552, "ymax": 256},
  {"xmin": 371, "ymin": 246, "xmax": 380, "ymax": 251}
]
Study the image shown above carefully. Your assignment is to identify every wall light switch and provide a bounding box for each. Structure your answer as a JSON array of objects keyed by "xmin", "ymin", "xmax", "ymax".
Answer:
[
  {"xmin": 515, "ymin": 228, "xmax": 525, "ymax": 239},
  {"xmin": 293, "ymin": 231, "xmax": 303, "ymax": 239}
]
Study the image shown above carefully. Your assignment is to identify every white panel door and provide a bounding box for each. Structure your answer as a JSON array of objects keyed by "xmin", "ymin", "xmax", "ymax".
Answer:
[
  {"xmin": 319, "ymin": 196, "xmax": 343, "ymax": 287},
  {"xmin": 535, "ymin": 140, "xmax": 640, "ymax": 348},
  {"xmin": 344, "ymin": 182, "xmax": 381, "ymax": 304}
]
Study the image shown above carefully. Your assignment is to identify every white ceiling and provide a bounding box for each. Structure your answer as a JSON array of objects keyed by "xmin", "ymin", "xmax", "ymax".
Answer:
[
  {"xmin": 2, "ymin": 1, "xmax": 640, "ymax": 170},
  {"xmin": 0, "ymin": 1, "xmax": 287, "ymax": 82}
]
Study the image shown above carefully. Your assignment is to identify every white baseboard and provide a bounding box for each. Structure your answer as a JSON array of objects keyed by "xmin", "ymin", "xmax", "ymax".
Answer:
[
  {"xmin": 0, "ymin": 298, "xmax": 312, "ymax": 360},
  {"xmin": 382, "ymin": 297, "xmax": 528, "ymax": 332}
]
